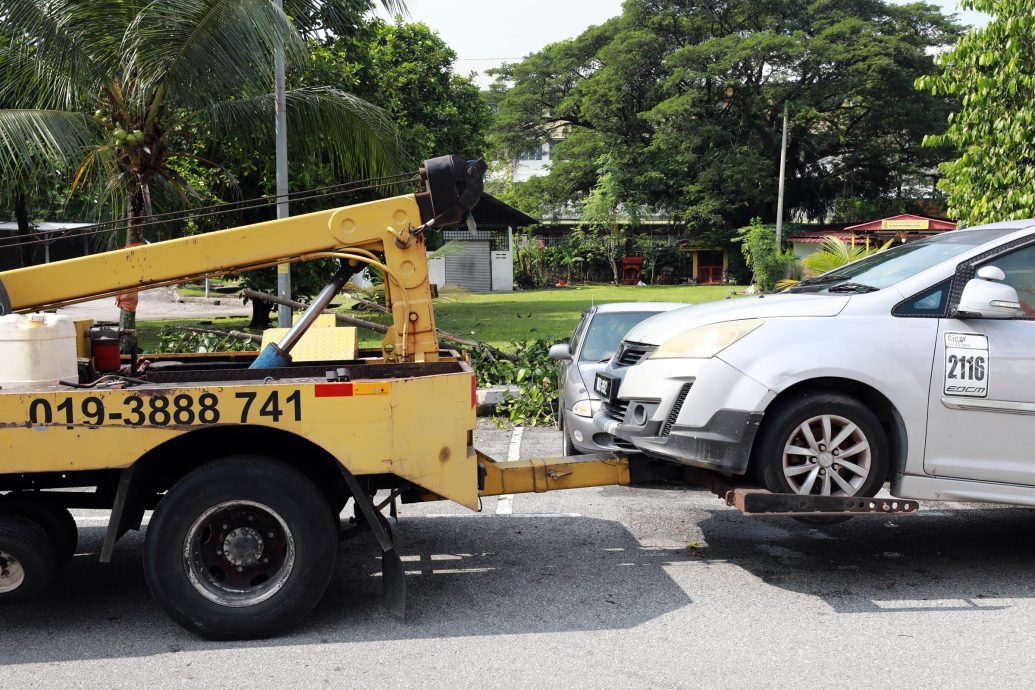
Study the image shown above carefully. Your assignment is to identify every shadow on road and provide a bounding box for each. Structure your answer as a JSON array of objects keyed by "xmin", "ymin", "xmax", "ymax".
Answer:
[
  {"xmin": 0, "ymin": 515, "xmax": 693, "ymax": 664},
  {"xmin": 693, "ymin": 505, "xmax": 1035, "ymax": 613}
]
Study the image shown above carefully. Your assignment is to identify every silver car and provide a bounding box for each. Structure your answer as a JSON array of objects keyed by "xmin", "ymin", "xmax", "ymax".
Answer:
[
  {"xmin": 594, "ymin": 221, "xmax": 1035, "ymax": 506},
  {"xmin": 550, "ymin": 302, "xmax": 682, "ymax": 454}
]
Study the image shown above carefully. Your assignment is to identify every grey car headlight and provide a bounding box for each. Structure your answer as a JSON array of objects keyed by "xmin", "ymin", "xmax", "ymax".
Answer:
[
  {"xmin": 571, "ymin": 399, "xmax": 600, "ymax": 418},
  {"xmin": 650, "ymin": 319, "xmax": 764, "ymax": 360}
]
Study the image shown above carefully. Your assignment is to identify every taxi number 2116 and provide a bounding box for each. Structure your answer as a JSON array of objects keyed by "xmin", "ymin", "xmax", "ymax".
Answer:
[{"xmin": 27, "ymin": 390, "xmax": 302, "ymax": 428}]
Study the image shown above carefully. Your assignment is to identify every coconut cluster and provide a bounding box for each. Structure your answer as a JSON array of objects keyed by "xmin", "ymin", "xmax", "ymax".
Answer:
[{"xmin": 93, "ymin": 109, "xmax": 145, "ymax": 147}]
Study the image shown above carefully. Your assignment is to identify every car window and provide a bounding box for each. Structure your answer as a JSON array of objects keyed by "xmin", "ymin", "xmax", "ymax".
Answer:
[
  {"xmin": 893, "ymin": 279, "xmax": 952, "ymax": 317},
  {"xmin": 787, "ymin": 229, "xmax": 1015, "ymax": 293},
  {"xmin": 579, "ymin": 312, "xmax": 662, "ymax": 362},
  {"xmin": 983, "ymin": 243, "xmax": 1035, "ymax": 318},
  {"xmin": 570, "ymin": 312, "xmax": 589, "ymax": 353}
]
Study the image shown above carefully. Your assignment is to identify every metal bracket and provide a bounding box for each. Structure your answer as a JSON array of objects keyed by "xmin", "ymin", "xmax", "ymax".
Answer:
[
  {"xmin": 337, "ymin": 467, "xmax": 406, "ymax": 619},
  {"xmin": 100, "ymin": 466, "xmax": 145, "ymax": 563}
]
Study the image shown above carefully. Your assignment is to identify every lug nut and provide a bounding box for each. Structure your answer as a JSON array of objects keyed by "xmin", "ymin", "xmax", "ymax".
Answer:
[
  {"xmin": 833, "ymin": 450, "xmax": 840, "ymax": 456},
  {"xmin": 819, "ymin": 469, "xmax": 826, "ymax": 475},
  {"xmin": 818, "ymin": 444, "xmax": 826, "ymax": 451},
  {"xmin": 833, "ymin": 464, "xmax": 840, "ymax": 470}
]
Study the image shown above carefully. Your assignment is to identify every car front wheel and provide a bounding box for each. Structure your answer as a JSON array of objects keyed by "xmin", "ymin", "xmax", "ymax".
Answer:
[{"xmin": 756, "ymin": 392, "xmax": 889, "ymax": 498}]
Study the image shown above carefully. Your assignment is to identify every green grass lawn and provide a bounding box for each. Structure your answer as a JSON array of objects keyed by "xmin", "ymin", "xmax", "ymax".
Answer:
[
  {"xmin": 137, "ymin": 284, "xmax": 744, "ymax": 353},
  {"xmin": 426, "ymin": 284, "xmax": 744, "ymax": 349}
]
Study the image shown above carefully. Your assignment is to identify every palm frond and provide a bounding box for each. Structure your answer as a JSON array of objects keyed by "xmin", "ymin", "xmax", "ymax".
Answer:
[
  {"xmin": 286, "ymin": 0, "xmax": 409, "ymax": 38},
  {"xmin": 0, "ymin": 0, "xmax": 113, "ymax": 110},
  {"xmin": 124, "ymin": 0, "xmax": 308, "ymax": 109},
  {"xmin": 0, "ymin": 109, "xmax": 99, "ymax": 185},
  {"xmin": 801, "ymin": 236, "xmax": 895, "ymax": 277},
  {"xmin": 205, "ymin": 86, "xmax": 406, "ymax": 179}
]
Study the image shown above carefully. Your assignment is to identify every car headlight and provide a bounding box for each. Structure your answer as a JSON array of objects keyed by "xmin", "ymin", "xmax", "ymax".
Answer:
[
  {"xmin": 571, "ymin": 399, "xmax": 600, "ymax": 417},
  {"xmin": 649, "ymin": 319, "xmax": 764, "ymax": 359}
]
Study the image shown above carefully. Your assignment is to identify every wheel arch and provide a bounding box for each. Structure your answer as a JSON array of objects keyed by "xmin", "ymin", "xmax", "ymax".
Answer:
[
  {"xmin": 131, "ymin": 425, "xmax": 351, "ymax": 508},
  {"xmin": 751, "ymin": 377, "xmax": 907, "ymax": 481}
]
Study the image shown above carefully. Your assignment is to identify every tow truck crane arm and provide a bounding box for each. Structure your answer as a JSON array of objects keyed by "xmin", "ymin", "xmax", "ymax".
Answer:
[{"xmin": 0, "ymin": 155, "xmax": 486, "ymax": 363}]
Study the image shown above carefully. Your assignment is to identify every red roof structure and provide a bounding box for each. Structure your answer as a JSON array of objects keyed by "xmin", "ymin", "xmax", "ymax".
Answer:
[{"xmin": 791, "ymin": 214, "xmax": 956, "ymax": 245}]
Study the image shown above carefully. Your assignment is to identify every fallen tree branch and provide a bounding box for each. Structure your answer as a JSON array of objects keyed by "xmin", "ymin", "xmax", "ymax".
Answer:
[
  {"xmin": 170, "ymin": 326, "xmax": 262, "ymax": 343},
  {"xmin": 241, "ymin": 288, "xmax": 517, "ymax": 361},
  {"xmin": 345, "ymin": 292, "xmax": 389, "ymax": 314}
]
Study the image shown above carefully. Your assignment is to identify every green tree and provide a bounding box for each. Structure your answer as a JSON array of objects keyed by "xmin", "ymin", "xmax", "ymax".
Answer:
[
  {"xmin": 489, "ymin": 0, "xmax": 962, "ymax": 238},
  {"xmin": 579, "ymin": 158, "xmax": 643, "ymax": 284},
  {"xmin": 916, "ymin": 0, "xmax": 1035, "ymax": 224},
  {"xmin": 0, "ymin": 0, "xmax": 405, "ymax": 335},
  {"xmin": 232, "ymin": 16, "xmax": 492, "ymax": 325},
  {"xmin": 735, "ymin": 219, "xmax": 796, "ymax": 292}
]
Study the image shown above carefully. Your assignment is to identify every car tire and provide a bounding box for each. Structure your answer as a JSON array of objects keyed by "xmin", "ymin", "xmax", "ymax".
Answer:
[
  {"xmin": 563, "ymin": 428, "xmax": 581, "ymax": 456},
  {"xmin": 1, "ymin": 495, "xmax": 78, "ymax": 568},
  {"xmin": 756, "ymin": 392, "xmax": 888, "ymax": 499},
  {"xmin": 0, "ymin": 515, "xmax": 57, "ymax": 605},
  {"xmin": 143, "ymin": 456, "xmax": 338, "ymax": 640}
]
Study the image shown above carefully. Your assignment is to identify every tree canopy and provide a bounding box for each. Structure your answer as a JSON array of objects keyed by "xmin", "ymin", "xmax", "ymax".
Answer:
[
  {"xmin": 489, "ymin": 0, "xmax": 963, "ymax": 235},
  {"xmin": 916, "ymin": 0, "xmax": 1035, "ymax": 224}
]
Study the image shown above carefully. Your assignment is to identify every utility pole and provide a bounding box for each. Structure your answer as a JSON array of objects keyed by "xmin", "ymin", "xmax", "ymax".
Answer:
[
  {"xmin": 273, "ymin": 0, "xmax": 291, "ymax": 327},
  {"xmin": 775, "ymin": 100, "xmax": 789, "ymax": 248}
]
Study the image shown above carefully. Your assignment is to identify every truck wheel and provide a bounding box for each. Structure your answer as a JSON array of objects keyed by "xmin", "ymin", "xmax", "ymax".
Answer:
[
  {"xmin": 0, "ymin": 516, "xmax": 57, "ymax": 604},
  {"xmin": 756, "ymin": 392, "xmax": 888, "ymax": 499},
  {"xmin": 1, "ymin": 496, "xmax": 78, "ymax": 568},
  {"xmin": 143, "ymin": 456, "xmax": 338, "ymax": 640}
]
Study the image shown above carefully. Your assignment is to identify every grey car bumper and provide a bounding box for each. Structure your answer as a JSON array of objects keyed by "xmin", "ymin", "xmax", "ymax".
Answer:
[{"xmin": 627, "ymin": 409, "xmax": 764, "ymax": 475}]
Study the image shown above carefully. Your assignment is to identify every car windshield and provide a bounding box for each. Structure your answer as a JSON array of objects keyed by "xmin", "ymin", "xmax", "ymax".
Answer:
[
  {"xmin": 787, "ymin": 229, "xmax": 1014, "ymax": 293},
  {"xmin": 579, "ymin": 312, "xmax": 662, "ymax": 362}
]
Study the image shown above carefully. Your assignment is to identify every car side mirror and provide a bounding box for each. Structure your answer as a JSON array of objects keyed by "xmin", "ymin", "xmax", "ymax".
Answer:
[
  {"xmin": 954, "ymin": 265, "xmax": 1022, "ymax": 319},
  {"xmin": 548, "ymin": 343, "xmax": 572, "ymax": 360}
]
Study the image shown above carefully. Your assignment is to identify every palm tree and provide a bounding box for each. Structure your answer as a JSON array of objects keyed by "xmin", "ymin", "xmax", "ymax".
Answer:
[
  {"xmin": 776, "ymin": 236, "xmax": 894, "ymax": 289},
  {"xmin": 0, "ymin": 0, "xmax": 406, "ymax": 331}
]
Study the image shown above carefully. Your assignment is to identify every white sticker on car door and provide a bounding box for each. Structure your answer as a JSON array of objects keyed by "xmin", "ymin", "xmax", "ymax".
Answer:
[{"xmin": 943, "ymin": 332, "xmax": 989, "ymax": 398}]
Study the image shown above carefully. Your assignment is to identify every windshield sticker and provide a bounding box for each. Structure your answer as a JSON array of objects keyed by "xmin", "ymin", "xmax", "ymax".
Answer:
[{"xmin": 943, "ymin": 332, "xmax": 989, "ymax": 398}]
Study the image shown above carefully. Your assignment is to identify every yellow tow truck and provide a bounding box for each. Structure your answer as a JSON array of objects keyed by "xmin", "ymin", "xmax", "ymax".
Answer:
[{"xmin": 0, "ymin": 156, "xmax": 916, "ymax": 639}]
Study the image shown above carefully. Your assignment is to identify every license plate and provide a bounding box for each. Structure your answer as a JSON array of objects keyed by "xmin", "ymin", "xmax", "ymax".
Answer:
[{"xmin": 594, "ymin": 373, "xmax": 615, "ymax": 401}]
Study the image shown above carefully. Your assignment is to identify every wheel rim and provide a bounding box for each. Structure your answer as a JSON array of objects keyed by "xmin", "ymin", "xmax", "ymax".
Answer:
[
  {"xmin": 0, "ymin": 550, "xmax": 25, "ymax": 594},
  {"xmin": 782, "ymin": 414, "xmax": 871, "ymax": 497},
  {"xmin": 183, "ymin": 500, "xmax": 296, "ymax": 608}
]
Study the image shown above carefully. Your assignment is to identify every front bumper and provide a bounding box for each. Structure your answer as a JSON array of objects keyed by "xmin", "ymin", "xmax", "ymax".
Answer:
[
  {"xmin": 564, "ymin": 409, "xmax": 633, "ymax": 453},
  {"xmin": 594, "ymin": 356, "xmax": 773, "ymax": 474}
]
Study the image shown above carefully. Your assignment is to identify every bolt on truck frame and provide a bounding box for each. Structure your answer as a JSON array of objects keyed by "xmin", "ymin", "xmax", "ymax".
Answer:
[{"xmin": 0, "ymin": 156, "xmax": 915, "ymax": 640}]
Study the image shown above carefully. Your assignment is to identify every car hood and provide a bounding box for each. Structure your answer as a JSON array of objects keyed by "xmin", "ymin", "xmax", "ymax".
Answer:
[{"xmin": 623, "ymin": 293, "xmax": 851, "ymax": 346}]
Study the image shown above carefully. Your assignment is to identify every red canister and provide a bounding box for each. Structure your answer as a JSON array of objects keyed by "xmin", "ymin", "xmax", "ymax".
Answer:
[{"xmin": 92, "ymin": 338, "xmax": 121, "ymax": 372}]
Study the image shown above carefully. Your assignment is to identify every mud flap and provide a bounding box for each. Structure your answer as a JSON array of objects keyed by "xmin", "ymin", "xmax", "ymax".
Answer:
[{"xmin": 337, "ymin": 467, "xmax": 406, "ymax": 619}]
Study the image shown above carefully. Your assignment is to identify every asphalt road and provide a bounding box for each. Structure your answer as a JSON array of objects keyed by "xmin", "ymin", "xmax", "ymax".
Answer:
[
  {"xmin": 3, "ymin": 422, "xmax": 1035, "ymax": 688},
  {"xmin": 57, "ymin": 287, "xmax": 249, "ymax": 322}
]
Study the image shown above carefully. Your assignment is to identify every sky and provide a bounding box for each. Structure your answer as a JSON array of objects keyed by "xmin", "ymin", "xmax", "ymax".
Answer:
[{"xmin": 382, "ymin": 0, "xmax": 989, "ymax": 73}]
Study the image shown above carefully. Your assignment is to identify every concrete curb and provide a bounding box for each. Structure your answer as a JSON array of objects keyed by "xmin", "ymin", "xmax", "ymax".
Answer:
[{"xmin": 476, "ymin": 385, "xmax": 519, "ymax": 416}]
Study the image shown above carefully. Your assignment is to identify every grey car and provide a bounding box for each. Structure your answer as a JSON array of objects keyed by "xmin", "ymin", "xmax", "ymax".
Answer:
[
  {"xmin": 593, "ymin": 220, "xmax": 1035, "ymax": 505},
  {"xmin": 550, "ymin": 302, "xmax": 683, "ymax": 454}
]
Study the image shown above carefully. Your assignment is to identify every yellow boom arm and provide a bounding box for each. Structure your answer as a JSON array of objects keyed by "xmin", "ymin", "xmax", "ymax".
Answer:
[{"xmin": 0, "ymin": 156, "xmax": 486, "ymax": 363}]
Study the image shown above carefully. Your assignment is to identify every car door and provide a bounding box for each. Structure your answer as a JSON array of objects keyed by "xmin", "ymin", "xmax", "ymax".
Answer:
[{"xmin": 924, "ymin": 240, "xmax": 1035, "ymax": 484}]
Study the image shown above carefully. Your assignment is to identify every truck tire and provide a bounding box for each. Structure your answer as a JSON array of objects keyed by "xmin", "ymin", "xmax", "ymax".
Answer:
[
  {"xmin": 1, "ymin": 495, "xmax": 78, "ymax": 568},
  {"xmin": 143, "ymin": 456, "xmax": 339, "ymax": 640},
  {"xmin": 0, "ymin": 515, "xmax": 57, "ymax": 604},
  {"xmin": 756, "ymin": 392, "xmax": 888, "ymax": 499}
]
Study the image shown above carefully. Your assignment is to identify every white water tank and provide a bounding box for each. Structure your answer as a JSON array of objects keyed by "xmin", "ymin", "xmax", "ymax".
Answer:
[{"xmin": 0, "ymin": 313, "xmax": 79, "ymax": 389}]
